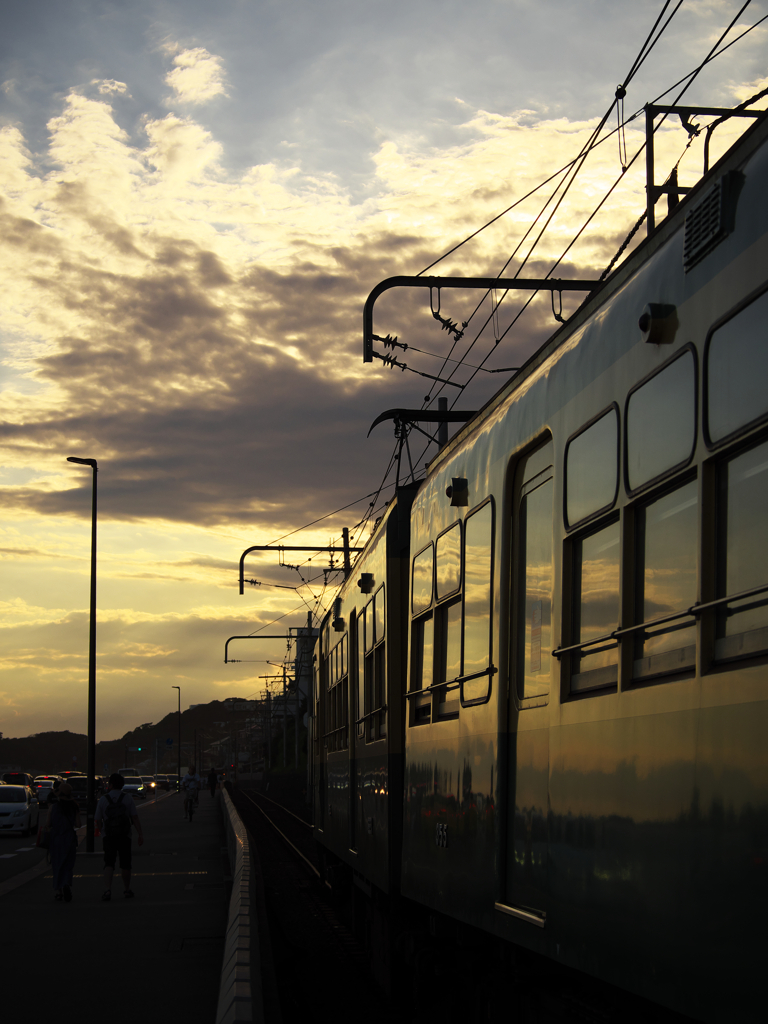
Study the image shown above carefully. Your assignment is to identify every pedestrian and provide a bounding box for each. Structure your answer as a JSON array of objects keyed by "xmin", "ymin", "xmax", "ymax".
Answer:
[
  {"xmin": 181, "ymin": 764, "xmax": 201, "ymax": 819},
  {"xmin": 94, "ymin": 772, "xmax": 144, "ymax": 901},
  {"xmin": 46, "ymin": 778, "xmax": 62, "ymax": 808},
  {"xmin": 48, "ymin": 781, "xmax": 81, "ymax": 902},
  {"xmin": 207, "ymin": 766, "xmax": 218, "ymax": 798}
]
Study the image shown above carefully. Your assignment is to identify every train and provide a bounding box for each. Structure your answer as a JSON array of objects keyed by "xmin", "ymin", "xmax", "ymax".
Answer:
[{"xmin": 308, "ymin": 106, "xmax": 768, "ymax": 1022}]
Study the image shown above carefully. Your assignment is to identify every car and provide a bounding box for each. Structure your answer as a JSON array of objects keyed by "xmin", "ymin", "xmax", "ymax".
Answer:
[
  {"xmin": 65, "ymin": 777, "xmax": 90, "ymax": 806},
  {"xmin": 2, "ymin": 772, "xmax": 36, "ymax": 791},
  {"xmin": 33, "ymin": 778, "xmax": 60, "ymax": 804},
  {"xmin": 141, "ymin": 775, "xmax": 158, "ymax": 796},
  {"xmin": 152, "ymin": 774, "xmax": 169, "ymax": 791},
  {"xmin": 120, "ymin": 777, "xmax": 146, "ymax": 800},
  {"xmin": 0, "ymin": 786, "xmax": 40, "ymax": 836}
]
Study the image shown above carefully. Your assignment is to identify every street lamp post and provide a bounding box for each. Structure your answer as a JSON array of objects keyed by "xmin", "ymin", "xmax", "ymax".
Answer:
[
  {"xmin": 172, "ymin": 686, "xmax": 181, "ymax": 791},
  {"xmin": 66, "ymin": 456, "xmax": 98, "ymax": 853}
]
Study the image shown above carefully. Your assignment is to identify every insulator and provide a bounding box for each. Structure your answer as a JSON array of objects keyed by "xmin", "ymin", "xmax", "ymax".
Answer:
[{"xmin": 432, "ymin": 311, "xmax": 466, "ymax": 341}]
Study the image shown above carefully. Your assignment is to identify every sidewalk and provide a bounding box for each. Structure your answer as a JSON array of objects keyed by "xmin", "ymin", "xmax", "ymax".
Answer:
[{"xmin": 0, "ymin": 789, "xmax": 229, "ymax": 1023}]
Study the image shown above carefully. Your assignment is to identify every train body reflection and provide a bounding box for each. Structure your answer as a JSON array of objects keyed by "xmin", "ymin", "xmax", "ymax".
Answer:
[{"xmin": 310, "ymin": 114, "xmax": 768, "ymax": 1021}]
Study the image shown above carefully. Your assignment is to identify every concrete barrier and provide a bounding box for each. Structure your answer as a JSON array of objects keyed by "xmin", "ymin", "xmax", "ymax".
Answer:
[{"xmin": 217, "ymin": 789, "xmax": 264, "ymax": 1024}]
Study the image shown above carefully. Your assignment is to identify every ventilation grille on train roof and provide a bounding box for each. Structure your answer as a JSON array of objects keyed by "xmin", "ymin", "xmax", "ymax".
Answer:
[{"xmin": 683, "ymin": 170, "xmax": 744, "ymax": 273}]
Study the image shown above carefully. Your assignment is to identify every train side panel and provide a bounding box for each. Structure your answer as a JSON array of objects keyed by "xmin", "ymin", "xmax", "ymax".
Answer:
[{"xmin": 401, "ymin": 118, "xmax": 768, "ymax": 1021}]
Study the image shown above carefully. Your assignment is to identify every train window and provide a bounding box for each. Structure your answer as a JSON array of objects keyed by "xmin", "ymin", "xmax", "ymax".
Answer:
[
  {"xmin": 571, "ymin": 518, "xmax": 620, "ymax": 692},
  {"xmin": 364, "ymin": 600, "xmax": 373, "ymax": 653},
  {"xmin": 325, "ymin": 632, "xmax": 349, "ymax": 751},
  {"xmin": 565, "ymin": 408, "xmax": 618, "ymax": 527},
  {"xmin": 715, "ymin": 439, "xmax": 768, "ymax": 660},
  {"xmin": 706, "ymin": 288, "xmax": 768, "ymax": 445},
  {"xmin": 410, "ymin": 614, "xmax": 434, "ymax": 725},
  {"xmin": 412, "ymin": 545, "xmax": 433, "ymax": 615},
  {"xmin": 436, "ymin": 522, "xmax": 461, "ymax": 599},
  {"xmin": 374, "ymin": 585, "xmax": 385, "ymax": 643},
  {"xmin": 626, "ymin": 349, "xmax": 696, "ymax": 492},
  {"xmin": 375, "ymin": 643, "xmax": 386, "ymax": 738},
  {"xmin": 514, "ymin": 440, "xmax": 554, "ymax": 701},
  {"xmin": 313, "ymin": 662, "xmax": 320, "ymax": 754},
  {"xmin": 634, "ymin": 478, "xmax": 698, "ymax": 678},
  {"xmin": 462, "ymin": 502, "xmax": 494, "ymax": 702},
  {"xmin": 362, "ymin": 589, "xmax": 387, "ymax": 742},
  {"xmin": 435, "ymin": 599, "xmax": 461, "ymax": 716},
  {"xmin": 357, "ymin": 605, "xmax": 366, "ymax": 737}
]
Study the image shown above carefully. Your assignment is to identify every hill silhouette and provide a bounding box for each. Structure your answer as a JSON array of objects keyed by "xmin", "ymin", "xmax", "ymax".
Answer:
[{"xmin": 0, "ymin": 699, "xmax": 248, "ymax": 777}]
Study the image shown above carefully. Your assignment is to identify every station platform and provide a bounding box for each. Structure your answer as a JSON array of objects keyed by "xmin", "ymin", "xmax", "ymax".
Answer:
[{"xmin": 0, "ymin": 787, "xmax": 230, "ymax": 1023}]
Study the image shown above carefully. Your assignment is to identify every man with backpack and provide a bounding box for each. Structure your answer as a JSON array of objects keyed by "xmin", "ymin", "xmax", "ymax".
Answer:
[
  {"xmin": 181, "ymin": 764, "xmax": 201, "ymax": 820},
  {"xmin": 94, "ymin": 772, "xmax": 144, "ymax": 901}
]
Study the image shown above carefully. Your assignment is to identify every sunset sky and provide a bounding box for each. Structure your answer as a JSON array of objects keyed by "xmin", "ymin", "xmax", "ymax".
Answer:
[{"xmin": 1, "ymin": 0, "xmax": 766, "ymax": 741}]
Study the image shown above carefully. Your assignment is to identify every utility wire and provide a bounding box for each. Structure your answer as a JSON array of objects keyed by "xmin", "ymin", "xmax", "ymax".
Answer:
[
  {"xmin": 414, "ymin": 1, "xmax": 758, "ymax": 292},
  {"xmin": 268, "ymin": 485, "xmax": 395, "ymax": 545},
  {"xmin": 407, "ymin": 2, "xmax": 758, "ymax": 471},
  {"xmin": 446, "ymin": 4, "xmax": 757, "ymax": 406},
  {"xmin": 419, "ymin": 1, "xmax": 689, "ymax": 407}
]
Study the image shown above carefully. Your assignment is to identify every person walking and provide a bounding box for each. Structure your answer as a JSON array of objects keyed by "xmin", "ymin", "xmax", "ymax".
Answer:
[
  {"xmin": 181, "ymin": 764, "xmax": 201, "ymax": 819},
  {"xmin": 207, "ymin": 767, "xmax": 218, "ymax": 798},
  {"xmin": 94, "ymin": 772, "xmax": 144, "ymax": 901},
  {"xmin": 48, "ymin": 781, "xmax": 81, "ymax": 902},
  {"xmin": 46, "ymin": 777, "xmax": 62, "ymax": 808}
]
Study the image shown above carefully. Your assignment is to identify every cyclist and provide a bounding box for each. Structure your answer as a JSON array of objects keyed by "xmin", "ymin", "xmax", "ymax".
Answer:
[{"xmin": 181, "ymin": 764, "xmax": 201, "ymax": 821}]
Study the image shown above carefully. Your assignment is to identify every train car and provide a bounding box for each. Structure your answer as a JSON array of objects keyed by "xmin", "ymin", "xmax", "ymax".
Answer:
[
  {"xmin": 314, "ymin": 111, "xmax": 768, "ymax": 1022},
  {"xmin": 312, "ymin": 485, "xmax": 417, "ymax": 983}
]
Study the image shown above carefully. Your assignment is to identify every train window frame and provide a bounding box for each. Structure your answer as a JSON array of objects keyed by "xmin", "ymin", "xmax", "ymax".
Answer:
[
  {"xmin": 325, "ymin": 630, "xmax": 349, "ymax": 752},
  {"xmin": 564, "ymin": 404, "xmax": 620, "ymax": 531},
  {"xmin": 631, "ymin": 471, "xmax": 699, "ymax": 683},
  {"xmin": 356, "ymin": 604, "xmax": 366, "ymax": 738},
  {"xmin": 435, "ymin": 520, "xmax": 462, "ymax": 601},
  {"xmin": 703, "ymin": 281, "xmax": 768, "ymax": 450},
  {"xmin": 624, "ymin": 344, "xmax": 698, "ymax": 498},
  {"xmin": 313, "ymin": 655, "xmax": 320, "ymax": 755},
  {"xmin": 510, "ymin": 435, "xmax": 555, "ymax": 711},
  {"xmin": 408, "ymin": 610, "xmax": 434, "ymax": 726},
  {"xmin": 460, "ymin": 497, "xmax": 495, "ymax": 708},
  {"xmin": 412, "ymin": 542, "xmax": 434, "ymax": 616},
  {"xmin": 712, "ymin": 432, "xmax": 768, "ymax": 663},
  {"xmin": 360, "ymin": 585, "xmax": 387, "ymax": 742},
  {"xmin": 566, "ymin": 512, "xmax": 621, "ymax": 696}
]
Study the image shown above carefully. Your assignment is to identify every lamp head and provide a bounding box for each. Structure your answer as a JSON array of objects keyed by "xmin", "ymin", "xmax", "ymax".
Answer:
[{"xmin": 67, "ymin": 457, "xmax": 97, "ymax": 468}]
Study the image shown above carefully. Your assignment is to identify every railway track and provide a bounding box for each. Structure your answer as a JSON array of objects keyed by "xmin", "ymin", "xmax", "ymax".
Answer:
[{"xmin": 231, "ymin": 786, "xmax": 399, "ymax": 1024}]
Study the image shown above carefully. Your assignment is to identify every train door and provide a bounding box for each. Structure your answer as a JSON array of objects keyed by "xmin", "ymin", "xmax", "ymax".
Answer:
[
  {"xmin": 504, "ymin": 438, "xmax": 553, "ymax": 922},
  {"xmin": 316, "ymin": 627, "xmax": 328, "ymax": 832},
  {"xmin": 349, "ymin": 608, "xmax": 357, "ymax": 852}
]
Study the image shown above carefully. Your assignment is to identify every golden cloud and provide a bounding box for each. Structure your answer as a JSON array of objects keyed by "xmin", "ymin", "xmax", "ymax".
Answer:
[{"xmin": 165, "ymin": 47, "xmax": 228, "ymax": 105}]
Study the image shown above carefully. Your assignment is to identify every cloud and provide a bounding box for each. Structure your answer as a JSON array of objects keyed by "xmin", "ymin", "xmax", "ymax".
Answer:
[
  {"xmin": 92, "ymin": 79, "xmax": 129, "ymax": 97},
  {"xmin": 1, "ymin": 85, "xmax": 759, "ymax": 535},
  {"xmin": 165, "ymin": 47, "xmax": 228, "ymax": 106},
  {"xmin": 1, "ymin": 56, "xmax": 764, "ymax": 738}
]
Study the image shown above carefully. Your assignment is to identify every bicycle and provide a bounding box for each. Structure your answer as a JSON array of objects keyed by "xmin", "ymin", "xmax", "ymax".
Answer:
[{"xmin": 184, "ymin": 790, "xmax": 199, "ymax": 822}]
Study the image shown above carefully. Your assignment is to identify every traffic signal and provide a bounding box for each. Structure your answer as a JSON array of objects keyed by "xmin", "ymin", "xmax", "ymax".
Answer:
[{"xmin": 137, "ymin": 746, "xmax": 142, "ymax": 752}]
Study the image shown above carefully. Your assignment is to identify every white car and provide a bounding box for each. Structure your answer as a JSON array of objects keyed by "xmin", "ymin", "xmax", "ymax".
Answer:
[
  {"xmin": 121, "ymin": 778, "xmax": 146, "ymax": 800},
  {"xmin": 0, "ymin": 786, "xmax": 40, "ymax": 836}
]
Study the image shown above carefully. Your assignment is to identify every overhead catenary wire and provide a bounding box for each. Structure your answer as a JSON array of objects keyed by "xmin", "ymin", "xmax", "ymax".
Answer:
[
  {"xmin": 413, "ymin": 2, "xmax": 761, "ymax": 298},
  {"xmin": 418, "ymin": 4, "xmax": 689, "ymax": 407},
  {"xmin": 399, "ymin": 2, "xmax": 762, "ymax": 477},
  {"xmin": 442, "ymin": 0, "xmax": 756, "ymax": 398}
]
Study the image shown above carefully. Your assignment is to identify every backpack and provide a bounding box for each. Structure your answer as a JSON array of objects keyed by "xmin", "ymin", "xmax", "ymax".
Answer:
[{"xmin": 103, "ymin": 792, "xmax": 131, "ymax": 839}]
